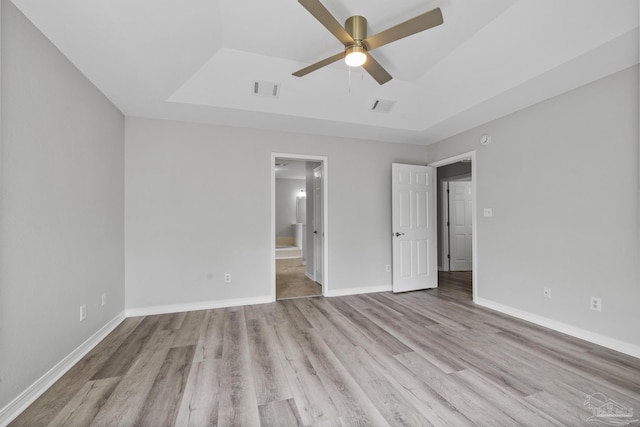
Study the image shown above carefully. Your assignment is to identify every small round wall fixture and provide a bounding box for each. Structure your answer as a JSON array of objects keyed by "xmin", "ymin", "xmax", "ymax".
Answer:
[{"xmin": 480, "ymin": 134, "xmax": 492, "ymax": 145}]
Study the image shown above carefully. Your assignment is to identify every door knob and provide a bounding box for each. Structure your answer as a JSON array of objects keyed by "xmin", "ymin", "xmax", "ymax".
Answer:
[
  {"xmin": 394, "ymin": 232, "xmax": 404, "ymax": 237},
  {"xmin": 313, "ymin": 230, "xmax": 318, "ymax": 234}
]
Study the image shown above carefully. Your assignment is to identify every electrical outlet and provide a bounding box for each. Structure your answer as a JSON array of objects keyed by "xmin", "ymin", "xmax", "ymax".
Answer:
[
  {"xmin": 385, "ymin": 264, "xmax": 391, "ymax": 273},
  {"xmin": 101, "ymin": 293, "xmax": 107, "ymax": 306},
  {"xmin": 224, "ymin": 273, "xmax": 231, "ymax": 283},
  {"xmin": 543, "ymin": 287, "xmax": 551, "ymax": 299},
  {"xmin": 79, "ymin": 304, "xmax": 87, "ymax": 321},
  {"xmin": 590, "ymin": 296, "xmax": 602, "ymax": 312}
]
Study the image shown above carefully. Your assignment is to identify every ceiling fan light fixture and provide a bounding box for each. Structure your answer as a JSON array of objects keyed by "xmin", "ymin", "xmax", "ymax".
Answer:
[{"xmin": 345, "ymin": 45, "xmax": 367, "ymax": 67}]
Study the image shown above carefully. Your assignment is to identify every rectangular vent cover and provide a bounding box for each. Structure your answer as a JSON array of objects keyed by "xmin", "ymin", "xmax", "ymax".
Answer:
[
  {"xmin": 252, "ymin": 81, "xmax": 280, "ymax": 98},
  {"xmin": 371, "ymin": 99, "xmax": 396, "ymax": 113}
]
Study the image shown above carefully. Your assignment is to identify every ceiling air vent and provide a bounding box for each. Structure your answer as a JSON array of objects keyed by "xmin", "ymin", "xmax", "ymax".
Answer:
[
  {"xmin": 371, "ymin": 99, "xmax": 396, "ymax": 113},
  {"xmin": 252, "ymin": 81, "xmax": 280, "ymax": 98}
]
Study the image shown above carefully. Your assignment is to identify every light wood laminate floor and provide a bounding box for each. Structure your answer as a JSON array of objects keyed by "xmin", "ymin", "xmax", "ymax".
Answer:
[{"xmin": 10, "ymin": 272, "xmax": 640, "ymax": 426}]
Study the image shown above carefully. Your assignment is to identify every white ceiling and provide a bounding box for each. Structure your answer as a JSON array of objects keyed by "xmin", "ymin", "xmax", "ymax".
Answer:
[{"xmin": 11, "ymin": 0, "xmax": 639, "ymax": 145}]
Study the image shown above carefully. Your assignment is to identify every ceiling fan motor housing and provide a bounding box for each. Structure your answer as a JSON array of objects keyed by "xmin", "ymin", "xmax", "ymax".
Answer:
[{"xmin": 345, "ymin": 15, "xmax": 367, "ymax": 44}]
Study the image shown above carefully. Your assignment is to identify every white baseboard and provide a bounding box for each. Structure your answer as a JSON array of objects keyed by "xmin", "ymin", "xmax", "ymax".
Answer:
[
  {"xmin": 325, "ymin": 284, "xmax": 392, "ymax": 298},
  {"xmin": 125, "ymin": 295, "xmax": 273, "ymax": 317},
  {"xmin": 0, "ymin": 312, "xmax": 126, "ymax": 426},
  {"xmin": 305, "ymin": 272, "xmax": 314, "ymax": 281},
  {"xmin": 475, "ymin": 298, "xmax": 640, "ymax": 359}
]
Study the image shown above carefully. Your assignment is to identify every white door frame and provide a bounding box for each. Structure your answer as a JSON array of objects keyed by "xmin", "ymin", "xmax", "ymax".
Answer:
[
  {"xmin": 271, "ymin": 153, "xmax": 329, "ymax": 301},
  {"xmin": 440, "ymin": 180, "xmax": 450, "ymax": 272},
  {"xmin": 312, "ymin": 164, "xmax": 323, "ymax": 285},
  {"xmin": 429, "ymin": 151, "xmax": 478, "ymax": 302}
]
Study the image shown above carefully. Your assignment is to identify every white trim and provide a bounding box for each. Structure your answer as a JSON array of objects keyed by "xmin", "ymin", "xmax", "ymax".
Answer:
[
  {"xmin": 439, "ymin": 180, "xmax": 450, "ymax": 272},
  {"xmin": 0, "ymin": 312, "xmax": 126, "ymax": 426},
  {"xmin": 475, "ymin": 298, "xmax": 640, "ymax": 359},
  {"xmin": 305, "ymin": 271, "xmax": 315, "ymax": 281},
  {"xmin": 272, "ymin": 153, "xmax": 329, "ymax": 300},
  {"xmin": 125, "ymin": 295, "xmax": 272, "ymax": 317},
  {"xmin": 429, "ymin": 151, "xmax": 478, "ymax": 303},
  {"xmin": 325, "ymin": 285, "xmax": 392, "ymax": 297}
]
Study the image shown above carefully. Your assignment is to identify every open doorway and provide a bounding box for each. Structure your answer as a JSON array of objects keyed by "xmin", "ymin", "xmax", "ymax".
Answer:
[
  {"xmin": 438, "ymin": 165, "xmax": 472, "ymax": 272},
  {"xmin": 430, "ymin": 152, "xmax": 477, "ymax": 302},
  {"xmin": 271, "ymin": 154, "xmax": 328, "ymax": 300}
]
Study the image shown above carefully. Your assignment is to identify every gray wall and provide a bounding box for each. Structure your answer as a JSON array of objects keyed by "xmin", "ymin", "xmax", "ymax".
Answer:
[
  {"xmin": 0, "ymin": 0, "xmax": 125, "ymax": 410},
  {"xmin": 125, "ymin": 117, "xmax": 425, "ymax": 309},
  {"xmin": 426, "ymin": 65, "xmax": 640, "ymax": 347},
  {"xmin": 275, "ymin": 178, "xmax": 305, "ymax": 237}
]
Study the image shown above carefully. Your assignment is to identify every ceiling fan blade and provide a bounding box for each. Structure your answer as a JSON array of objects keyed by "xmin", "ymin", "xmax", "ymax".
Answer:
[
  {"xmin": 362, "ymin": 54, "xmax": 392, "ymax": 85},
  {"xmin": 298, "ymin": 0, "xmax": 354, "ymax": 46},
  {"xmin": 292, "ymin": 52, "xmax": 345, "ymax": 77},
  {"xmin": 363, "ymin": 7, "xmax": 443, "ymax": 51}
]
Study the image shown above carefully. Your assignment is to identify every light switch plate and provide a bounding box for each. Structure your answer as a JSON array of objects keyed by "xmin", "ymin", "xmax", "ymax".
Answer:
[{"xmin": 483, "ymin": 208, "xmax": 493, "ymax": 217}]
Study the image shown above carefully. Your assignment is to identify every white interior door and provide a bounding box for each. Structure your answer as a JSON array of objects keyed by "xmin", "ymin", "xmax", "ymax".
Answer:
[
  {"xmin": 392, "ymin": 164, "xmax": 437, "ymax": 292},
  {"xmin": 313, "ymin": 165, "xmax": 323, "ymax": 285},
  {"xmin": 449, "ymin": 181, "xmax": 473, "ymax": 271}
]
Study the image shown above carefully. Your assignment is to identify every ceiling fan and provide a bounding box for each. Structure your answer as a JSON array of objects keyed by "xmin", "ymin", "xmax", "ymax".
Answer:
[{"xmin": 292, "ymin": 0, "xmax": 444, "ymax": 85}]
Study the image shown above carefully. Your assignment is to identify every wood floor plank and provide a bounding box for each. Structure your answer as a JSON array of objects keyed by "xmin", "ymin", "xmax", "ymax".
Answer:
[
  {"xmin": 173, "ymin": 359, "xmax": 221, "ymax": 427},
  {"xmin": 298, "ymin": 301, "xmax": 434, "ymax": 426},
  {"xmin": 11, "ymin": 272, "xmax": 640, "ymax": 427},
  {"xmin": 244, "ymin": 301, "xmax": 277, "ymax": 325},
  {"xmin": 396, "ymin": 351, "xmax": 528, "ymax": 425},
  {"xmin": 297, "ymin": 297, "xmax": 466, "ymax": 426},
  {"xmin": 354, "ymin": 345, "xmax": 474, "ymax": 427},
  {"xmin": 280, "ymin": 299, "xmax": 313, "ymax": 331},
  {"xmin": 524, "ymin": 391, "xmax": 594, "ymax": 426},
  {"xmin": 349, "ymin": 297, "xmax": 467, "ymax": 373},
  {"xmin": 90, "ymin": 329, "xmax": 176, "ymax": 426},
  {"xmin": 304, "ymin": 297, "xmax": 398, "ymax": 356},
  {"xmin": 216, "ymin": 309, "xmax": 261, "ymax": 426},
  {"xmin": 246, "ymin": 317, "xmax": 294, "ymax": 405},
  {"xmin": 47, "ymin": 377, "xmax": 120, "ymax": 427},
  {"xmin": 91, "ymin": 316, "xmax": 161, "ymax": 380},
  {"xmin": 8, "ymin": 317, "xmax": 142, "ymax": 427},
  {"xmin": 134, "ymin": 345, "xmax": 196, "ymax": 426},
  {"xmin": 193, "ymin": 308, "xmax": 225, "ymax": 362},
  {"xmin": 152, "ymin": 311, "xmax": 187, "ymax": 331},
  {"xmin": 455, "ymin": 335, "xmax": 544, "ymax": 397},
  {"xmin": 364, "ymin": 293, "xmax": 440, "ymax": 327},
  {"xmin": 282, "ymin": 355, "xmax": 340, "ymax": 426},
  {"xmin": 388, "ymin": 292, "xmax": 469, "ymax": 332},
  {"xmin": 171, "ymin": 309, "xmax": 207, "ymax": 348},
  {"xmin": 483, "ymin": 330, "xmax": 640, "ymax": 411},
  {"xmin": 258, "ymin": 399, "xmax": 303, "ymax": 426},
  {"xmin": 497, "ymin": 329, "xmax": 640, "ymax": 402},
  {"xmin": 272, "ymin": 306, "xmax": 308, "ymax": 362},
  {"xmin": 452, "ymin": 368, "xmax": 563, "ymax": 426},
  {"xmin": 325, "ymin": 297, "xmax": 413, "ymax": 356},
  {"xmin": 297, "ymin": 328, "xmax": 390, "ymax": 426}
]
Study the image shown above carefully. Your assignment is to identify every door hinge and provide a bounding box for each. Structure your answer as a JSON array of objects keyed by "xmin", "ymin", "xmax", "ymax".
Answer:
[
  {"xmin": 446, "ymin": 221, "xmax": 449, "ymax": 227},
  {"xmin": 447, "ymin": 254, "xmax": 450, "ymax": 259}
]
